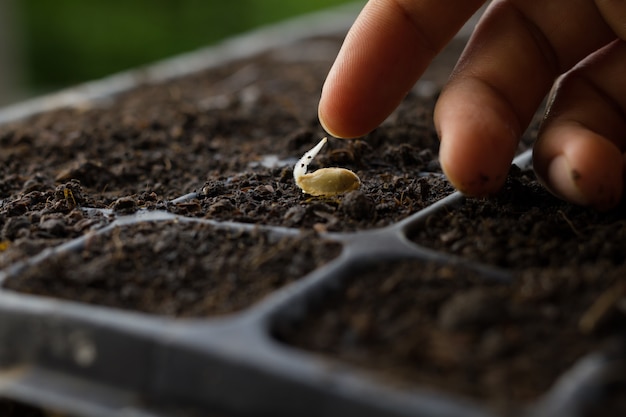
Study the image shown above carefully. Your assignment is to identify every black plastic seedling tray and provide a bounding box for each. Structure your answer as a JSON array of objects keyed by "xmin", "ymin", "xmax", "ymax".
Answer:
[{"xmin": 0, "ymin": 4, "xmax": 624, "ymax": 417}]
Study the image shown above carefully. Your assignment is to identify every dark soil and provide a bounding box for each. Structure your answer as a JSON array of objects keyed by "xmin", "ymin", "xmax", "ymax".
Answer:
[
  {"xmin": 0, "ymin": 179, "xmax": 112, "ymax": 269},
  {"xmin": 4, "ymin": 220, "xmax": 341, "ymax": 316},
  {"xmin": 410, "ymin": 166, "xmax": 626, "ymax": 272},
  {"xmin": 276, "ymin": 258, "xmax": 625, "ymax": 413}
]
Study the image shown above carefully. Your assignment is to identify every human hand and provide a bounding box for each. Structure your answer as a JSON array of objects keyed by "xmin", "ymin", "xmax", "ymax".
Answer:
[{"xmin": 318, "ymin": 0, "xmax": 626, "ymax": 210}]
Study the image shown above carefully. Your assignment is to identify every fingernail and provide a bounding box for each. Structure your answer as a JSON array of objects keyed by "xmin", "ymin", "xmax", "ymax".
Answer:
[
  {"xmin": 318, "ymin": 106, "xmax": 342, "ymax": 139},
  {"xmin": 318, "ymin": 112, "xmax": 334, "ymax": 138},
  {"xmin": 547, "ymin": 155, "xmax": 589, "ymax": 206}
]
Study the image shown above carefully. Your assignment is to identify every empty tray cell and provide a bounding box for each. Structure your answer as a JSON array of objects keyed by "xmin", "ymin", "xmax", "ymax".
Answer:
[
  {"xmin": 410, "ymin": 166, "xmax": 626, "ymax": 271},
  {"xmin": 275, "ymin": 258, "xmax": 622, "ymax": 413},
  {"xmin": 3, "ymin": 220, "xmax": 341, "ymax": 316}
]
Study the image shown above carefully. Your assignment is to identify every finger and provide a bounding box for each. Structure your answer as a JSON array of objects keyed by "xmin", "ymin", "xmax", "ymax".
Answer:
[
  {"xmin": 594, "ymin": 0, "xmax": 626, "ymax": 40},
  {"xmin": 318, "ymin": 0, "xmax": 484, "ymax": 139},
  {"xmin": 533, "ymin": 40, "xmax": 626, "ymax": 210},
  {"xmin": 435, "ymin": 0, "xmax": 615, "ymax": 197}
]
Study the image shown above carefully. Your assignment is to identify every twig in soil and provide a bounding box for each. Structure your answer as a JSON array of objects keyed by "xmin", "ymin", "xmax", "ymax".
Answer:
[
  {"xmin": 248, "ymin": 245, "xmax": 284, "ymax": 270},
  {"xmin": 557, "ymin": 210, "xmax": 583, "ymax": 237},
  {"xmin": 63, "ymin": 187, "xmax": 77, "ymax": 209},
  {"xmin": 579, "ymin": 281, "xmax": 626, "ymax": 334},
  {"xmin": 111, "ymin": 226, "xmax": 125, "ymax": 261}
]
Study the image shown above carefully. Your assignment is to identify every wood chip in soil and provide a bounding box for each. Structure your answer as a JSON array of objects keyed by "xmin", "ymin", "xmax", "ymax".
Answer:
[
  {"xmin": 4, "ymin": 221, "xmax": 341, "ymax": 317},
  {"xmin": 0, "ymin": 179, "xmax": 112, "ymax": 269},
  {"xmin": 275, "ymin": 259, "xmax": 625, "ymax": 414}
]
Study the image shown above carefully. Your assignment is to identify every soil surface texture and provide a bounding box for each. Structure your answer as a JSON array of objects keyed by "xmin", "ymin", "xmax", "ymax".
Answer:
[
  {"xmin": 5, "ymin": 220, "xmax": 341, "ymax": 316},
  {"xmin": 277, "ymin": 258, "xmax": 625, "ymax": 414},
  {"xmin": 411, "ymin": 166, "xmax": 626, "ymax": 274}
]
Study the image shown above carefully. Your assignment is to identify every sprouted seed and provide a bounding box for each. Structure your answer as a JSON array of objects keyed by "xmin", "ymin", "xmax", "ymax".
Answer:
[{"xmin": 293, "ymin": 137, "xmax": 360, "ymax": 196}]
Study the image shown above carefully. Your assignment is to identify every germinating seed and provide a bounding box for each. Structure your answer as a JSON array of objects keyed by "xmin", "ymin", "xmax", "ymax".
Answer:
[{"xmin": 293, "ymin": 137, "xmax": 360, "ymax": 197}]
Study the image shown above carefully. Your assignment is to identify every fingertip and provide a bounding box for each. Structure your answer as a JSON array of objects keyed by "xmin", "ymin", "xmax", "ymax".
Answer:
[
  {"xmin": 317, "ymin": 100, "xmax": 340, "ymax": 139},
  {"xmin": 318, "ymin": 69, "xmax": 390, "ymax": 138},
  {"xmin": 439, "ymin": 141, "xmax": 512, "ymax": 197},
  {"xmin": 317, "ymin": 94, "xmax": 363, "ymax": 139},
  {"xmin": 534, "ymin": 127, "xmax": 623, "ymax": 211},
  {"xmin": 544, "ymin": 155, "xmax": 589, "ymax": 206},
  {"xmin": 317, "ymin": 0, "xmax": 482, "ymax": 140},
  {"xmin": 436, "ymin": 84, "xmax": 519, "ymax": 197},
  {"xmin": 544, "ymin": 153, "xmax": 622, "ymax": 211}
]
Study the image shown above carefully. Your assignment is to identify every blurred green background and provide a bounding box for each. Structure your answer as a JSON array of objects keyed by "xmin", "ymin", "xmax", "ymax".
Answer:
[{"xmin": 0, "ymin": 0, "xmax": 355, "ymax": 106}]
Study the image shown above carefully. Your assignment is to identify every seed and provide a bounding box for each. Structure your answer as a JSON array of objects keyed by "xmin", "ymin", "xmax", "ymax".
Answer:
[{"xmin": 293, "ymin": 137, "xmax": 360, "ymax": 196}]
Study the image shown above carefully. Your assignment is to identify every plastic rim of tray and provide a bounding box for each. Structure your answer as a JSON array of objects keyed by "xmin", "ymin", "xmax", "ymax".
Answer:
[{"xmin": 0, "ymin": 3, "xmax": 621, "ymax": 417}]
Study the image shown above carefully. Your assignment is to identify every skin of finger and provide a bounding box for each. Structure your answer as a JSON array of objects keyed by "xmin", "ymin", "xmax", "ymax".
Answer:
[
  {"xmin": 435, "ymin": 0, "xmax": 615, "ymax": 197},
  {"xmin": 594, "ymin": 0, "xmax": 626, "ymax": 40},
  {"xmin": 318, "ymin": 0, "xmax": 483, "ymax": 139},
  {"xmin": 535, "ymin": 124, "xmax": 622, "ymax": 210},
  {"xmin": 437, "ymin": 79, "xmax": 520, "ymax": 196},
  {"xmin": 534, "ymin": 40, "xmax": 626, "ymax": 209}
]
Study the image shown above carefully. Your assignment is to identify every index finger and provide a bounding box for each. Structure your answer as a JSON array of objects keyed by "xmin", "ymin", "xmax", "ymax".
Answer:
[{"xmin": 318, "ymin": 0, "xmax": 484, "ymax": 138}]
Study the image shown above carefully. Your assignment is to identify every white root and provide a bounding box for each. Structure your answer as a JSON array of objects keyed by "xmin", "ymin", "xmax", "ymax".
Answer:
[
  {"xmin": 293, "ymin": 137, "xmax": 328, "ymax": 180},
  {"xmin": 293, "ymin": 137, "xmax": 360, "ymax": 196}
]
